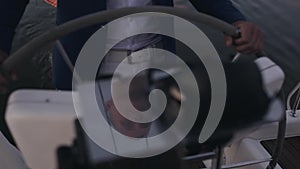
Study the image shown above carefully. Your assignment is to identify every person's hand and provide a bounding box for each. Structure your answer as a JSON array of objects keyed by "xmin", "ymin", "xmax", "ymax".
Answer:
[{"xmin": 225, "ymin": 21, "xmax": 263, "ymax": 54}]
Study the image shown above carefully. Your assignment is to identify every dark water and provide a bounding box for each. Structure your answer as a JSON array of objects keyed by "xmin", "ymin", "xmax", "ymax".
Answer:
[
  {"xmin": 233, "ymin": 0, "xmax": 300, "ymax": 92},
  {"xmin": 12, "ymin": 0, "xmax": 300, "ymax": 92}
]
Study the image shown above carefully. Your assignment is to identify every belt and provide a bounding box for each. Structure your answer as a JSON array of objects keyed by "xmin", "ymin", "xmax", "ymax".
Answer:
[{"xmin": 104, "ymin": 41, "xmax": 164, "ymax": 64}]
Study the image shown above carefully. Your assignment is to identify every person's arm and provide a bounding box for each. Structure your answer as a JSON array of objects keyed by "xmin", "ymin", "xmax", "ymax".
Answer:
[
  {"xmin": 189, "ymin": 0, "xmax": 245, "ymax": 24},
  {"xmin": 189, "ymin": 0, "xmax": 262, "ymax": 54}
]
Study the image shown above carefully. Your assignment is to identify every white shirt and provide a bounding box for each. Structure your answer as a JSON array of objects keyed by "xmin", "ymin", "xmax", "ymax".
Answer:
[{"xmin": 106, "ymin": 0, "xmax": 161, "ymax": 51}]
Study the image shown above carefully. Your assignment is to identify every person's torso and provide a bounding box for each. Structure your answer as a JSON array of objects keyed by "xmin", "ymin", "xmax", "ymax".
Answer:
[
  {"xmin": 56, "ymin": 0, "xmax": 174, "ymax": 51},
  {"xmin": 52, "ymin": 0, "xmax": 175, "ymax": 89},
  {"xmin": 106, "ymin": 0, "xmax": 163, "ymax": 51}
]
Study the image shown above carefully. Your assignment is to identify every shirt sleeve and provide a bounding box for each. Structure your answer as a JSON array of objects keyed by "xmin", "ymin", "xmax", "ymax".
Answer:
[
  {"xmin": 189, "ymin": 0, "xmax": 246, "ymax": 24},
  {"xmin": 0, "ymin": 0, "xmax": 29, "ymax": 55}
]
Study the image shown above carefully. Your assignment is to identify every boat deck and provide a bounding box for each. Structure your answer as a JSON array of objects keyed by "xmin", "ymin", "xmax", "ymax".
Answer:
[{"xmin": 261, "ymin": 136, "xmax": 300, "ymax": 169}]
